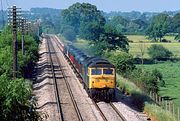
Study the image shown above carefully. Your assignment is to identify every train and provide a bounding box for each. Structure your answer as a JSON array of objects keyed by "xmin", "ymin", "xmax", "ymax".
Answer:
[{"xmin": 54, "ymin": 36, "xmax": 116, "ymax": 100}]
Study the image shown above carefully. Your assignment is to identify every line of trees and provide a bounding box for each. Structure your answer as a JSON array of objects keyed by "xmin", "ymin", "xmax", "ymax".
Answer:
[
  {"xmin": 147, "ymin": 13, "xmax": 180, "ymax": 41},
  {"xmin": 0, "ymin": 26, "xmax": 42, "ymax": 120}
]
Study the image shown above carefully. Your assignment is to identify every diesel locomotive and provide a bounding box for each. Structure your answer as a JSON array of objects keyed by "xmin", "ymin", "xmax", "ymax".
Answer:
[{"xmin": 54, "ymin": 36, "xmax": 116, "ymax": 100}]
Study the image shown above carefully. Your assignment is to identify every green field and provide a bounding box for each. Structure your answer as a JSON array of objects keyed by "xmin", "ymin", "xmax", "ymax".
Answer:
[
  {"xmin": 127, "ymin": 35, "xmax": 176, "ymax": 43},
  {"xmin": 127, "ymin": 35, "xmax": 180, "ymax": 58},
  {"xmin": 129, "ymin": 42, "xmax": 180, "ymax": 58},
  {"xmin": 138, "ymin": 62, "xmax": 180, "ymax": 107}
]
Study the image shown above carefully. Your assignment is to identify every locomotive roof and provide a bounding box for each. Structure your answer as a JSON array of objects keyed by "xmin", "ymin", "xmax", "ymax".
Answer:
[{"xmin": 83, "ymin": 57, "xmax": 114, "ymax": 68}]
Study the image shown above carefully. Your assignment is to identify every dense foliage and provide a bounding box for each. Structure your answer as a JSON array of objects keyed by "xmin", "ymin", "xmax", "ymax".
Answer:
[
  {"xmin": 0, "ymin": 27, "xmax": 41, "ymax": 120},
  {"xmin": 61, "ymin": 2, "xmax": 105, "ymax": 40},
  {"xmin": 172, "ymin": 13, "xmax": 180, "ymax": 39},
  {"xmin": 61, "ymin": 2, "xmax": 129, "ymax": 54},
  {"xmin": 148, "ymin": 44, "xmax": 173, "ymax": 60},
  {"xmin": 129, "ymin": 68, "xmax": 164, "ymax": 93},
  {"xmin": 0, "ymin": 76, "xmax": 41, "ymax": 120},
  {"xmin": 106, "ymin": 15, "xmax": 148, "ymax": 34},
  {"xmin": 105, "ymin": 51, "xmax": 135, "ymax": 76},
  {"xmin": 146, "ymin": 13, "xmax": 172, "ymax": 41}
]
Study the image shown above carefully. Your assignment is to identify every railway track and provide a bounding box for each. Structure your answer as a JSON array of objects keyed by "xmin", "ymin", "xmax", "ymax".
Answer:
[
  {"xmin": 109, "ymin": 102, "xmax": 127, "ymax": 121},
  {"xmin": 46, "ymin": 36, "xmax": 63, "ymax": 121},
  {"xmin": 46, "ymin": 36, "xmax": 83, "ymax": 121},
  {"xmin": 92, "ymin": 100, "xmax": 127, "ymax": 121},
  {"xmin": 52, "ymin": 35, "xmax": 127, "ymax": 121}
]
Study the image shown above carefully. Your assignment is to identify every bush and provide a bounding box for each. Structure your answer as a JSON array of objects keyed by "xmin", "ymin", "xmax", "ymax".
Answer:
[
  {"xmin": 0, "ymin": 76, "xmax": 42, "ymax": 120},
  {"xmin": 161, "ymin": 39, "xmax": 171, "ymax": 43},
  {"xmin": 148, "ymin": 44, "xmax": 173, "ymax": 60},
  {"xmin": 105, "ymin": 51, "xmax": 135, "ymax": 76},
  {"xmin": 129, "ymin": 68, "xmax": 164, "ymax": 93}
]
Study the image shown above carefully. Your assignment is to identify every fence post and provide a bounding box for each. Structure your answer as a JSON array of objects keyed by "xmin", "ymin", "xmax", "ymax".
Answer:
[
  {"xmin": 155, "ymin": 94, "xmax": 158, "ymax": 103},
  {"xmin": 153, "ymin": 93, "xmax": 156, "ymax": 102},
  {"xmin": 159, "ymin": 96, "xmax": 161, "ymax": 105},
  {"xmin": 169, "ymin": 101, "xmax": 171, "ymax": 112},
  {"xmin": 172, "ymin": 103, "xmax": 174, "ymax": 117},
  {"xmin": 178, "ymin": 107, "xmax": 180, "ymax": 121},
  {"xmin": 162, "ymin": 98, "xmax": 164, "ymax": 107},
  {"xmin": 165, "ymin": 101, "xmax": 168, "ymax": 111}
]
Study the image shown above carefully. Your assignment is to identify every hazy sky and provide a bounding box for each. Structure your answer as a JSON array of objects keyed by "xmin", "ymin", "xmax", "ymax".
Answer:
[{"xmin": 2, "ymin": 0, "xmax": 180, "ymax": 12}]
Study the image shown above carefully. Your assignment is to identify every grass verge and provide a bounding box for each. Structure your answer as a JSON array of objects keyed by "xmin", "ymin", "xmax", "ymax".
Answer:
[{"xmin": 116, "ymin": 75, "xmax": 177, "ymax": 121}]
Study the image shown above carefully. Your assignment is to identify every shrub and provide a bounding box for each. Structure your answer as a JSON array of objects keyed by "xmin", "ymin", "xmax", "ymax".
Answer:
[
  {"xmin": 0, "ymin": 76, "xmax": 42, "ymax": 120},
  {"xmin": 129, "ymin": 68, "xmax": 164, "ymax": 93},
  {"xmin": 148, "ymin": 44, "xmax": 173, "ymax": 60},
  {"xmin": 105, "ymin": 51, "xmax": 135, "ymax": 76},
  {"xmin": 161, "ymin": 39, "xmax": 171, "ymax": 43}
]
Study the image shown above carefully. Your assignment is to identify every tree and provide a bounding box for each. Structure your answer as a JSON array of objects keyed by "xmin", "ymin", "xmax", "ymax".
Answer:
[
  {"xmin": 105, "ymin": 51, "xmax": 135, "ymax": 76},
  {"xmin": 90, "ymin": 24, "xmax": 129, "ymax": 55},
  {"xmin": 148, "ymin": 44, "xmax": 173, "ymax": 60},
  {"xmin": 138, "ymin": 42, "xmax": 146, "ymax": 65},
  {"xmin": 90, "ymin": 40, "xmax": 109, "ymax": 56},
  {"xmin": 103, "ymin": 24, "xmax": 129, "ymax": 51},
  {"xmin": 172, "ymin": 13, "xmax": 180, "ymax": 39},
  {"xmin": 107, "ymin": 16, "xmax": 129, "ymax": 33},
  {"xmin": 61, "ymin": 2, "xmax": 105, "ymax": 40},
  {"xmin": 147, "ymin": 13, "xmax": 172, "ymax": 42}
]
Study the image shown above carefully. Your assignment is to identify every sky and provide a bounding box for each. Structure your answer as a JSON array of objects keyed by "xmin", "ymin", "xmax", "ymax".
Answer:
[{"xmin": 1, "ymin": 0, "xmax": 180, "ymax": 12}]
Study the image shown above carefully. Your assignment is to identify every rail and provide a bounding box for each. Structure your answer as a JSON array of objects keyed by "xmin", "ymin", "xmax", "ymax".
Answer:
[
  {"xmin": 46, "ymin": 37, "xmax": 64, "ymax": 121},
  {"xmin": 48, "ymin": 36, "xmax": 83, "ymax": 121}
]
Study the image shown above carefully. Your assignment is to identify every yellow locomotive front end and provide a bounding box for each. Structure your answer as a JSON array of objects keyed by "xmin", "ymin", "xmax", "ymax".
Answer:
[
  {"xmin": 83, "ymin": 57, "xmax": 116, "ymax": 100},
  {"xmin": 89, "ymin": 68, "xmax": 116, "ymax": 89}
]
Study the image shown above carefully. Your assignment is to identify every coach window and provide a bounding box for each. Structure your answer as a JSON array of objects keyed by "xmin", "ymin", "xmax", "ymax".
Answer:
[{"xmin": 91, "ymin": 68, "xmax": 102, "ymax": 75}]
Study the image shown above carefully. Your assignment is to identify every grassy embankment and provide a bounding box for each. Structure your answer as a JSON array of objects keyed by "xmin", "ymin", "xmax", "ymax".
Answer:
[{"xmin": 72, "ymin": 35, "xmax": 179, "ymax": 121}]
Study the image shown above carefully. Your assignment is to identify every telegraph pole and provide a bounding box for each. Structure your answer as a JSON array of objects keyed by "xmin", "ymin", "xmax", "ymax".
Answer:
[
  {"xmin": 21, "ymin": 18, "xmax": 25, "ymax": 55},
  {"xmin": 12, "ymin": 5, "xmax": 17, "ymax": 78},
  {"xmin": 8, "ymin": 5, "xmax": 21, "ymax": 78}
]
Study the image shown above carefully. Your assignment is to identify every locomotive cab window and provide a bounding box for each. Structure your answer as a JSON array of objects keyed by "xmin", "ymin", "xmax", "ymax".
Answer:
[
  {"xmin": 91, "ymin": 68, "xmax": 102, "ymax": 75},
  {"xmin": 103, "ymin": 69, "xmax": 113, "ymax": 75}
]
